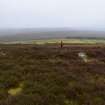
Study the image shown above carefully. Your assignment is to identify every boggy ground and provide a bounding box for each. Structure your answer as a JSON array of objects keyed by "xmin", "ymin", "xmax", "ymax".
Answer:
[{"xmin": 0, "ymin": 44, "xmax": 105, "ymax": 105}]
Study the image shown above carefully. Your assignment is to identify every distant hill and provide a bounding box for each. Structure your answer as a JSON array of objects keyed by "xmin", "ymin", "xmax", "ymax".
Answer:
[{"xmin": 0, "ymin": 28, "xmax": 105, "ymax": 42}]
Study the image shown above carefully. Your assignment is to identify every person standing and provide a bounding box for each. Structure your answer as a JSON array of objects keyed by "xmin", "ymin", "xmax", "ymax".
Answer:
[{"xmin": 61, "ymin": 40, "xmax": 63, "ymax": 48}]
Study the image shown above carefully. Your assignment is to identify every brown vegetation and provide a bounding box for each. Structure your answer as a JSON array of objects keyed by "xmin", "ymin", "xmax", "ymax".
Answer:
[{"xmin": 0, "ymin": 44, "xmax": 105, "ymax": 105}]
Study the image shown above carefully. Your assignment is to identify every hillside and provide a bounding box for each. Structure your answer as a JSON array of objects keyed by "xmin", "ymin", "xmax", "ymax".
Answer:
[{"xmin": 0, "ymin": 29, "xmax": 105, "ymax": 42}]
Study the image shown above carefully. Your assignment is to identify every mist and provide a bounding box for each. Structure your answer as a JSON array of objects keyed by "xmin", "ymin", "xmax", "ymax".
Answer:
[{"xmin": 0, "ymin": 0, "xmax": 105, "ymax": 30}]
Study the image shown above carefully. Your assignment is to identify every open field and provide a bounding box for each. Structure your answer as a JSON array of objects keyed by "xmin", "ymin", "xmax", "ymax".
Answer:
[
  {"xmin": 2, "ymin": 38, "xmax": 105, "ymax": 44},
  {"xmin": 32, "ymin": 38, "xmax": 105, "ymax": 44},
  {"xmin": 0, "ymin": 44, "xmax": 105, "ymax": 105}
]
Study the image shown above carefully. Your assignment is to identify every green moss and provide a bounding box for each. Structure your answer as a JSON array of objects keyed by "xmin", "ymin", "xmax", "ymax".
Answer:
[{"xmin": 8, "ymin": 82, "xmax": 24, "ymax": 96}]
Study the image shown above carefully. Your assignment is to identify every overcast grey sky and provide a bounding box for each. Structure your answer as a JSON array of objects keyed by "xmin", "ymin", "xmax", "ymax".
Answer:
[{"xmin": 0, "ymin": 0, "xmax": 105, "ymax": 30}]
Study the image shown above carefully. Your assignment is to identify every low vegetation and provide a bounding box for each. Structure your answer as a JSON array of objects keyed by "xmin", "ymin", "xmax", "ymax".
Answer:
[
  {"xmin": 3, "ymin": 38, "xmax": 105, "ymax": 44},
  {"xmin": 0, "ymin": 44, "xmax": 105, "ymax": 105}
]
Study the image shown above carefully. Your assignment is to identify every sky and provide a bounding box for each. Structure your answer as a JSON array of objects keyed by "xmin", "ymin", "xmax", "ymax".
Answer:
[{"xmin": 0, "ymin": 0, "xmax": 105, "ymax": 30}]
